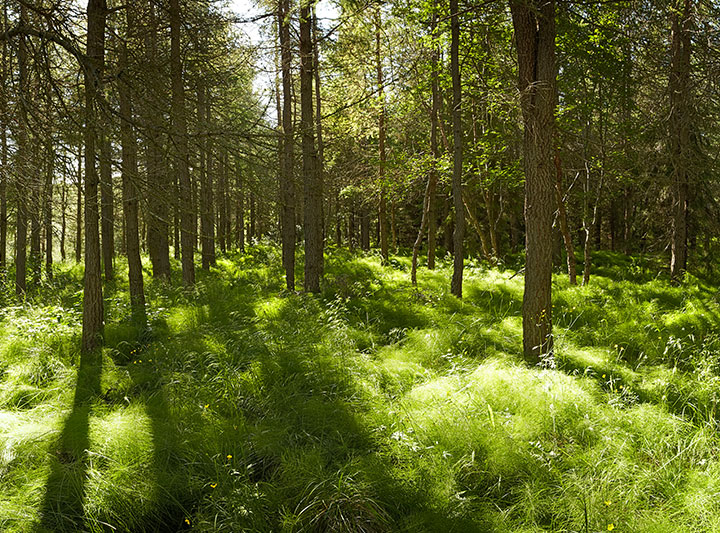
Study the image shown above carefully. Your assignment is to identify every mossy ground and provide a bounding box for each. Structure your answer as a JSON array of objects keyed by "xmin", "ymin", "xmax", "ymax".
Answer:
[{"xmin": 1, "ymin": 245, "xmax": 720, "ymax": 532}]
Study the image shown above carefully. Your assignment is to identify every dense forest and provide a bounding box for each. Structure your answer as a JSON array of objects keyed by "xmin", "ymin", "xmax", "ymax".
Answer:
[{"xmin": 2, "ymin": 0, "xmax": 720, "ymax": 531}]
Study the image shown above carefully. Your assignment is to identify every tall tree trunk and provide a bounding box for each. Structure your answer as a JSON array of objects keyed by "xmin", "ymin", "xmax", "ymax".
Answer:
[
  {"xmin": 217, "ymin": 149, "xmax": 226, "ymax": 254},
  {"xmin": 198, "ymin": 81, "xmax": 215, "ymax": 269},
  {"xmin": 411, "ymin": 179, "xmax": 432, "ymax": 285},
  {"xmin": 0, "ymin": 2, "xmax": 7, "ymax": 273},
  {"xmin": 60, "ymin": 171, "xmax": 67, "ymax": 261},
  {"xmin": 145, "ymin": 0, "xmax": 170, "ymax": 279},
  {"xmin": 15, "ymin": 6, "xmax": 29, "ymax": 295},
  {"xmin": 450, "ymin": 0, "xmax": 464, "ymax": 298},
  {"xmin": 30, "ymin": 143, "xmax": 42, "ymax": 286},
  {"xmin": 119, "ymin": 7, "xmax": 146, "ymax": 323},
  {"xmin": 170, "ymin": 0, "xmax": 195, "ymax": 285},
  {"xmin": 81, "ymin": 0, "xmax": 107, "ymax": 354},
  {"xmin": 44, "ymin": 143, "xmax": 54, "ymax": 280},
  {"xmin": 411, "ymin": 12, "xmax": 441, "ymax": 281},
  {"xmin": 100, "ymin": 128, "xmax": 114, "ymax": 280},
  {"xmin": 510, "ymin": 0, "xmax": 556, "ymax": 361},
  {"xmin": 75, "ymin": 142, "xmax": 82, "ymax": 263},
  {"xmin": 300, "ymin": 0, "xmax": 322, "ymax": 292},
  {"xmin": 427, "ymin": 10, "xmax": 439, "ymax": 270},
  {"xmin": 375, "ymin": 5, "xmax": 389, "ymax": 261},
  {"xmin": 554, "ymin": 153, "xmax": 577, "ymax": 285},
  {"xmin": 669, "ymin": 0, "xmax": 692, "ymax": 281},
  {"xmin": 313, "ymin": 6, "xmax": 326, "ymax": 262},
  {"xmin": 235, "ymin": 160, "xmax": 245, "ymax": 251}
]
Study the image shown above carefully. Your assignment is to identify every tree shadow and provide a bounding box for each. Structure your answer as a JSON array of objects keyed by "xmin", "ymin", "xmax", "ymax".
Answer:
[{"xmin": 38, "ymin": 352, "xmax": 102, "ymax": 531}]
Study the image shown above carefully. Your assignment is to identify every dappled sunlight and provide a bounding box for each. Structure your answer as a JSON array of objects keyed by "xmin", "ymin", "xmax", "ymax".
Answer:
[{"xmin": 3, "ymin": 251, "xmax": 720, "ymax": 530}]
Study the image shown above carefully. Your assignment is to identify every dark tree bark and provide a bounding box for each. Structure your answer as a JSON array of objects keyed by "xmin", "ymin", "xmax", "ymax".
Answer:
[
  {"xmin": 60, "ymin": 171, "xmax": 66, "ymax": 261},
  {"xmin": 144, "ymin": 0, "xmax": 170, "ymax": 280},
  {"xmin": 100, "ymin": 128, "xmax": 114, "ymax": 281},
  {"xmin": 170, "ymin": 0, "xmax": 195, "ymax": 285},
  {"xmin": 30, "ymin": 143, "xmax": 42, "ymax": 286},
  {"xmin": 313, "ymin": 5, "xmax": 325, "ymax": 263},
  {"xmin": 669, "ymin": 0, "xmax": 692, "ymax": 281},
  {"xmin": 198, "ymin": 81, "xmax": 215, "ymax": 269},
  {"xmin": 427, "ymin": 15, "xmax": 439, "ymax": 271},
  {"xmin": 15, "ymin": 6, "xmax": 29, "ymax": 295},
  {"xmin": 300, "ymin": 0, "xmax": 323, "ymax": 292},
  {"xmin": 450, "ymin": 0, "xmax": 464, "ymax": 298},
  {"xmin": 75, "ymin": 142, "xmax": 82, "ymax": 263},
  {"xmin": 0, "ymin": 3, "xmax": 7, "ymax": 273},
  {"xmin": 235, "ymin": 159, "xmax": 244, "ymax": 251},
  {"xmin": 510, "ymin": 0, "xmax": 557, "ymax": 361},
  {"xmin": 554, "ymin": 153, "xmax": 577, "ymax": 285},
  {"xmin": 217, "ymin": 149, "xmax": 227, "ymax": 254},
  {"xmin": 81, "ymin": 0, "xmax": 107, "ymax": 354},
  {"xmin": 118, "ymin": 6, "xmax": 146, "ymax": 324},
  {"xmin": 411, "ymin": 2, "xmax": 444, "ymax": 284},
  {"xmin": 375, "ymin": 5, "xmax": 389, "ymax": 262},
  {"xmin": 360, "ymin": 206, "xmax": 370, "ymax": 250},
  {"xmin": 44, "ymin": 143, "xmax": 54, "ymax": 280}
]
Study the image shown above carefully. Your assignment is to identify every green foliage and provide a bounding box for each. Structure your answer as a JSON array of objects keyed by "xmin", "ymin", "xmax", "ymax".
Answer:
[{"xmin": 2, "ymin": 249, "xmax": 720, "ymax": 531}]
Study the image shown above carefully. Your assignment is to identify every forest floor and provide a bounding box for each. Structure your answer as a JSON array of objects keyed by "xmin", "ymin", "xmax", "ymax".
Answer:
[{"xmin": 1, "ymin": 245, "xmax": 720, "ymax": 532}]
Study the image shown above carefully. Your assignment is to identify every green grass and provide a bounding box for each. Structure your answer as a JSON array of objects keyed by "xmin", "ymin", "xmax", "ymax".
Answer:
[{"xmin": 1, "ymin": 245, "xmax": 720, "ymax": 531}]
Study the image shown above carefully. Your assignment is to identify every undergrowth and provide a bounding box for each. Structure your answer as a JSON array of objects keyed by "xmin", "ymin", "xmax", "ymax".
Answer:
[{"xmin": 1, "ymin": 245, "xmax": 720, "ymax": 532}]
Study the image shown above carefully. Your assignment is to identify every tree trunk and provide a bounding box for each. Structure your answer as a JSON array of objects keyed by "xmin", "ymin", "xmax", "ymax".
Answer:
[
  {"xmin": 427, "ymin": 6, "xmax": 439, "ymax": 269},
  {"xmin": 669, "ymin": 0, "xmax": 692, "ymax": 281},
  {"xmin": 60, "ymin": 172, "xmax": 67, "ymax": 261},
  {"xmin": 30, "ymin": 143, "xmax": 42, "ymax": 286},
  {"xmin": 0, "ymin": 3, "xmax": 7, "ymax": 273},
  {"xmin": 217, "ymin": 149, "xmax": 227, "ymax": 254},
  {"xmin": 170, "ymin": 0, "xmax": 195, "ymax": 285},
  {"xmin": 411, "ymin": 177, "xmax": 432, "ymax": 285},
  {"xmin": 44, "ymin": 143, "xmax": 54, "ymax": 280},
  {"xmin": 300, "ymin": 0, "xmax": 323, "ymax": 292},
  {"xmin": 450, "ymin": 0, "xmax": 464, "ymax": 298},
  {"xmin": 554, "ymin": 153, "xmax": 577, "ymax": 285},
  {"xmin": 81, "ymin": 0, "xmax": 106, "ymax": 354},
  {"xmin": 235, "ymin": 160, "xmax": 245, "ymax": 251},
  {"xmin": 278, "ymin": 0, "xmax": 296, "ymax": 288},
  {"xmin": 145, "ymin": 0, "xmax": 170, "ymax": 280},
  {"xmin": 198, "ymin": 81, "xmax": 215, "ymax": 269},
  {"xmin": 100, "ymin": 128, "xmax": 114, "ymax": 281},
  {"xmin": 75, "ymin": 143, "xmax": 82, "ymax": 263},
  {"xmin": 375, "ymin": 6, "xmax": 389, "ymax": 262},
  {"xmin": 313, "ymin": 6, "xmax": 326, "ymax": 264},
  {"xmin": 15, "ymin": 6, "xmax": 29, "ymax": 295},
  {"xmin": 510, "ymin": 0, "xmax": 556, "ymax": 361},
  {"xmin": 118, "ymin": 10, "xmax": 146, "ymax": 324}
]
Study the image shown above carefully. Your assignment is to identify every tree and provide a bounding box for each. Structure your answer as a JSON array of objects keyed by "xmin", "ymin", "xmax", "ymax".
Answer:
[
  {"xmin": 450, "ymin": 0, "xmax": 464, "ymax": 298},
  {"xmin": 300, "ymin": 0, "xmax": 323, "ymax": 293},
  {"xmin": 669, "ymin": 0, "xmax": 693, "ymax": 281},
  {"xmin": 119, "ymin": 2, "xmax": 147, "ymax": 324},
  {"xmin": 510, "ymin": 0, "xmax": 557, "ymax": 361},
  {"xmin": 278, "ymin": 0, "xmax": 296, "ymax": 291},
  {"xmin": 170, "ymin": 0, "xmax": 196, "ymax": 286},
  {"xmin": 81, "ymin": 0, "xmax": 107, "ymax": 354}
]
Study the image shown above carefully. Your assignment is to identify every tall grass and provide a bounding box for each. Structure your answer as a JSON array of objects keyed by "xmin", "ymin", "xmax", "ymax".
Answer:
[{"xmin": 0, "ymin": 247, "xmax": 720, "ymax": 531}]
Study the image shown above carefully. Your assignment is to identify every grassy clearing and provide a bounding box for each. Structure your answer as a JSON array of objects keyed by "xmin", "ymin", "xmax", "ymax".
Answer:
[{"xmin": 1, "ymin": 245, "xmax": 720, "ymax": 532}]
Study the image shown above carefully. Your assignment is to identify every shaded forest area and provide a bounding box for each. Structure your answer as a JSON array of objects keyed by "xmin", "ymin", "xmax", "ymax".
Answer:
[{"xmin": 2, "ymin": 0, "xmax": 720, "ymax": 531}]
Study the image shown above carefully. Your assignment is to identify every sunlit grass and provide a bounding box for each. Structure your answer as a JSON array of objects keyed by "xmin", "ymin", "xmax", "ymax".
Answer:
[{"xmin": 2, "ymin": 247, "xmax": 720, "ymax": 531}]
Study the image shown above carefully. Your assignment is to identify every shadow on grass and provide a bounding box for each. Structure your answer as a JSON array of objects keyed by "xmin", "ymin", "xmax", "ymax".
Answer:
[{"xmin": 38, "ymin": 352, "xmax": 101, "ymax": 531}]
